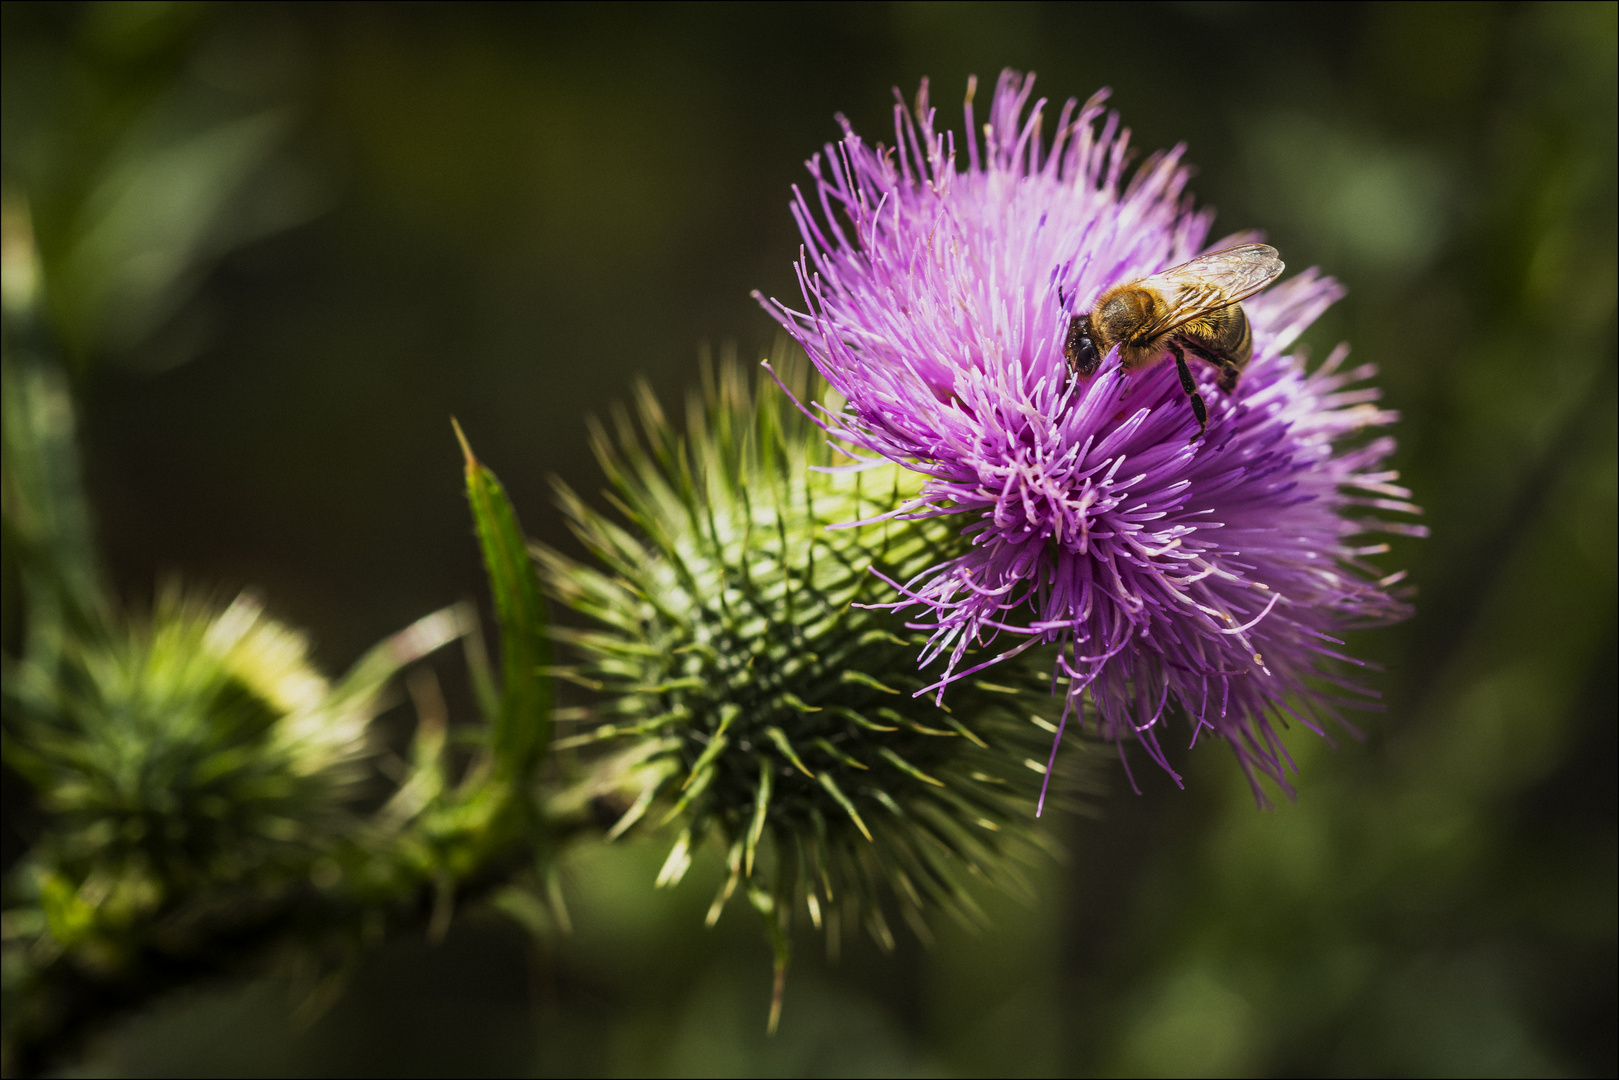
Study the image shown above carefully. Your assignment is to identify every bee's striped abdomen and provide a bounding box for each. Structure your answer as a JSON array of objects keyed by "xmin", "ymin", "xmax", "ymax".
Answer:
[{"xmin": 1180, "ymin": 303, "xmax": 1253, "ymax": 391}]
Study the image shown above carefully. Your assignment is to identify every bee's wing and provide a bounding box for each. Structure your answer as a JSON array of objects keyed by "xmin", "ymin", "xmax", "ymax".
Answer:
[{"xmin": 1133, "ymin": 244, "xmax": 1285, "ymax": 337}]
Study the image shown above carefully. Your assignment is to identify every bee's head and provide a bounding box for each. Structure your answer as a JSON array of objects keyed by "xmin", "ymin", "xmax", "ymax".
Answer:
[{"xmin": 1063, "ymin": 314, "xmax": 1102, "ymax": 377}]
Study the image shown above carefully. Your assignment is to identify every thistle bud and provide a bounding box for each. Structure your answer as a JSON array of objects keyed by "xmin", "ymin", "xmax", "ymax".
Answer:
[
  {"xmin": 2, "ymin": 588, "xmax": 465, "ymax": 963},
  {"xmin": 540, "ymin": 352, "xmax": 1085, "ymax": 1024}
]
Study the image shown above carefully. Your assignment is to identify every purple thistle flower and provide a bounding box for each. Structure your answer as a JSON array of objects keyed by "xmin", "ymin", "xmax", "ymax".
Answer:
[{"xmin": 759, "ymin": 72, "xmax": 1425, "ymax": 805}]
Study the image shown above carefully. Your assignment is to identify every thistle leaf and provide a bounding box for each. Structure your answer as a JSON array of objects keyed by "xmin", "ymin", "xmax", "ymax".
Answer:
[{"xmin": 453, "ymin": 419, "xmax": 552, "ymax": 780}]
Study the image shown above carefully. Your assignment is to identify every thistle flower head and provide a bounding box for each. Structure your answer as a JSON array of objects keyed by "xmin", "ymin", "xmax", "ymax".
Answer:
[
  {"xmin": 540, "ymin": 354, "xmax": 1079, "ymax": 985},
  {"xmin": 761, "ymin": 72, "xmax": 1423, "ymax": 801}
]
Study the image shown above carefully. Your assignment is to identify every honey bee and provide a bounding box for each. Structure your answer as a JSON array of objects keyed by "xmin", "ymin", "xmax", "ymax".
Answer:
[{"xmin": 1063, "ymin": 243, "xmax": 1284, "ymax": 440}]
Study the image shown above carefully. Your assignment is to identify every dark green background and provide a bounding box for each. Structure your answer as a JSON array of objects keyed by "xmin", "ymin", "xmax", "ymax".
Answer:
[{"xmin": 3, "ymin": 1, "xmax": 1614, "ymax": 1075}]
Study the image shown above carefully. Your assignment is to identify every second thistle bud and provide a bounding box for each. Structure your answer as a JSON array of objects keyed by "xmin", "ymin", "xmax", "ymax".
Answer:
[{"xmin": 540, "ymin": 353, "xmax": 1084, "ymax": 1003}]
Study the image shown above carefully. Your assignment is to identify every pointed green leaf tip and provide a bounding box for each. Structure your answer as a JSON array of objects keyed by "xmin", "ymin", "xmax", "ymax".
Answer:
[{"xmin": 452, "ymin": 418, "xmax": 551, "ymax": 780}]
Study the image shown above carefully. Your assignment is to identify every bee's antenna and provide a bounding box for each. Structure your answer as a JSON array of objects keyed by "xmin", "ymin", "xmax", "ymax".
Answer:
[{"xmin": 1057, "ymin": 284, "xmax": 1068, "ymax": 309}]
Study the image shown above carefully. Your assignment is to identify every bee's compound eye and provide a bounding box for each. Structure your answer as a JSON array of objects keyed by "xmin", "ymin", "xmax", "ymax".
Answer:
[{"xmin": 1069, "ymin": 332, "xmax": 1101, "ymax": 377}]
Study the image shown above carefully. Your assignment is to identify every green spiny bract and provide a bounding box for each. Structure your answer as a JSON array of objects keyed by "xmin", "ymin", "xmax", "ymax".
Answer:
[
  {"xmin": 539, "ymin": 353, "xmax": 1082, "ymax": 976},
  {"xmin": 0, "ymin": 584, "xmax": 476, "ymax": 1071},
  {"xmin": 3, "ymin": 589, "xmax": 384, "ymax": 957}
]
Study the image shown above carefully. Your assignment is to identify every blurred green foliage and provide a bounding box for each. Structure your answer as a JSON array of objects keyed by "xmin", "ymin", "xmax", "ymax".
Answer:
[
  {"xmin": 2, "ymin": 228, "xmax": 562, "ymax": 1073},
  {"xmin": 1, "ymin": 26, "xmax": 565, "ymax": 1058},
  {"xmin": 1, "ymin": 0, "xmax": 1613, "ymax": 1076}
]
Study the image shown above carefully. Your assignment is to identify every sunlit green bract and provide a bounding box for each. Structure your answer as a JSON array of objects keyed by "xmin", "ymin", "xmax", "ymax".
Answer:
[
  {"xmin": 3, "ymin": 588, "xmax": 465, "ymax": 949},
  {"xmin": 540, "ymin": 352, "xmax": 1083, "ymax": 1027}
]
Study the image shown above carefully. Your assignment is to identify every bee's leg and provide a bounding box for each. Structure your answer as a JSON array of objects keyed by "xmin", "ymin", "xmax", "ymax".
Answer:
[
  {"xmin": 1183, "ymin": 340, "xmax": 1243, "ymax": 393},
  {"xmin": 1167, "ymin": 341, "xmax": 1209, "ymax": 442}
]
